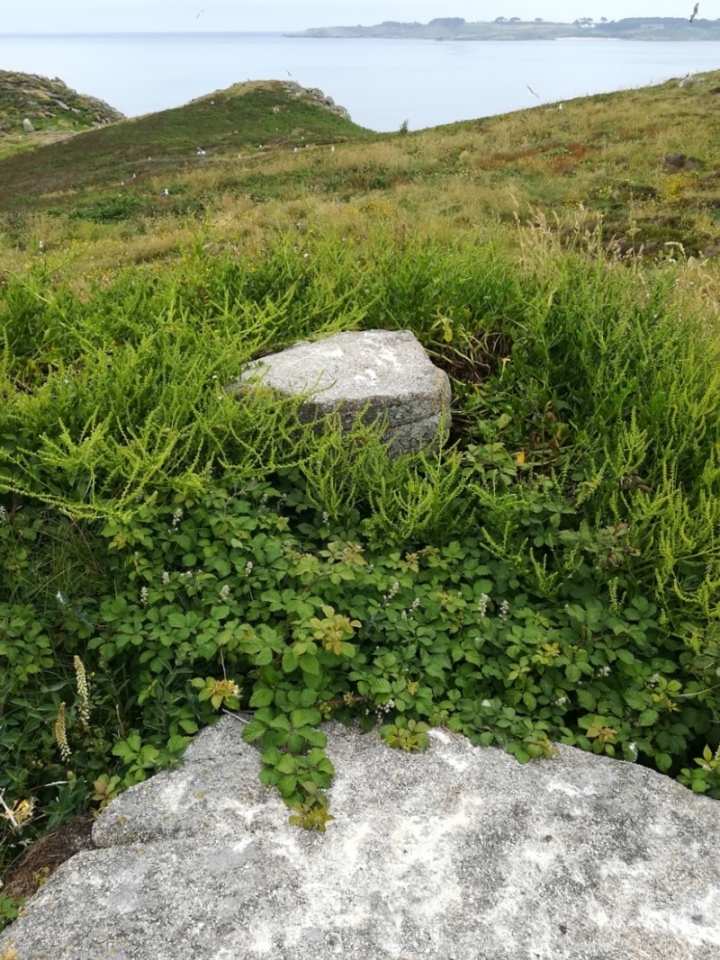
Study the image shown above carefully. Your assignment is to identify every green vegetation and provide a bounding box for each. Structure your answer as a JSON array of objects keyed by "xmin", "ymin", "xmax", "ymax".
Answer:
[
  {"xmin": 2, "ymin": 71, "xmax": 720, "ymax": 913},
  {"xmin": 0, "ymin": 70, "xmax": 124, "ymax": 162},
  {"xmin": 0, "ymin": 79, "xmax": 370, "ymax": 207}
]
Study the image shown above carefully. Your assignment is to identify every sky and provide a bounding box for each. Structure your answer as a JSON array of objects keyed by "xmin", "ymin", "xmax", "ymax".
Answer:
[{"xmin": 3, "ymin": 2, "xmax": 717, "ymax": 33}]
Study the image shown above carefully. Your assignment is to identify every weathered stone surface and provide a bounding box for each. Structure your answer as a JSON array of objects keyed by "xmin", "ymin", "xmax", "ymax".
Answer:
[
  {"xmin": 233, "ymin": 329, "xmax": 451, "ymax": 456},
  {"xmin": 3, "ymin": 717, "xmax": 720, "ymax": 960}
]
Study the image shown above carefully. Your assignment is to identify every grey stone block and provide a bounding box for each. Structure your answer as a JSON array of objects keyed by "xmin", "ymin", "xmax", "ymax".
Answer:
[
  {"xmin": 231, "ymin": 329, "xmax": 451, "ymax": 456},
  {"xmin": 3, "ymin": 717, "xmax": 720, "ymax": 960}
]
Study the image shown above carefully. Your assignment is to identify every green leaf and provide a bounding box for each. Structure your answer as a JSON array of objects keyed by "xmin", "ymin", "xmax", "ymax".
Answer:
[
  {"xmin": 261, "ymin": 746, "xmax": 283, "ymax": 766},
  {"xmin": 277, "ymin": 774, "xmax": 298, "ymax": 797},
  {"xmin": 624, "ymin": 691, "xmax": 648, "ymax": 710},
  {"xmin": 259, "ymin": 766, "xmax": 280, "ymax": 787},
  {"xmin": 282, "ymin": 649, "xmax": 299, "ymax": 673},
  {"xmin": 250, "ymin": 686, "xmax": 274, "ymax": 708},
  {"xmin": 576, "ymin": 689, "xmax": 596, "ymax": 710},
  {"xmin": 254, "ymin": 647, "xmax": 274, "ymax": 666},
  {"xmin": 299, "ymin": 653, "xmax": 320, "ymax": 675},
  {"xmin": 268, "ymin": 714, "xmax": 292, "ymax": 731},
  {"xmin": 276, "ymin": 754, "xmax": 298, "ymax": 774},
  {"xmin": 565, "ymin": 663, "xmax": 581, "ymax": 682},
  {"xmin": 425, "ymin": 661, "xmax": 446, "ymax": 679},
  {"xmin": 286, "ymin": 733, "xmax": 304, "ymax": 754},
  {"xmin": 291, "ymin": 708, "xmax": 321, "ymax": 728},
  {"xmin": 655, "ymin": 752, "xmax": 672, "ymax": 772},
  {"xmin": 638, "ymin": 708, "xmax": 659, "ymax": 726},
  {"xmin": 615, "ymin": 649, "xmax": 636, "ymax": 665},
  {"xmin": 242, "ymin": 720, "xmax": 267, "ymax": 742},
  {"xmin": 302, "ymin": 728, "xmax": 327, "ymax": 748},
  {"xmin": 299, "ymin": 687, "xmax": 318, "ymax": 707}
]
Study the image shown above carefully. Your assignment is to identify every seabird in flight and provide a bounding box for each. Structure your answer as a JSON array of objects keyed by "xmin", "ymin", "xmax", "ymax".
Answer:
[{"xmin": 690, "ymin": 3, "xmax": 700, "ymax": 22}]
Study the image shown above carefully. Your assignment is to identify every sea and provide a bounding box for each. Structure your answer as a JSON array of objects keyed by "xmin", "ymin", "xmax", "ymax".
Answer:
[{"xmin": 2, "ymin": 32, "xmax": 720, "ymax": 132}]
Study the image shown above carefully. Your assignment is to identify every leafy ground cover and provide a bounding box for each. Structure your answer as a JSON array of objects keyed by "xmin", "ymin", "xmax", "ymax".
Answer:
[{"xmin": 2, "ymin": 71, "xmax": 720, "ymax": 920}]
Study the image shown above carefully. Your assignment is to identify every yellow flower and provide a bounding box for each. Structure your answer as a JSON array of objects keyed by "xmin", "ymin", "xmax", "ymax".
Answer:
[{"xmin": 1, "ymin": 796, "xmax": 36, "ymax": 830}]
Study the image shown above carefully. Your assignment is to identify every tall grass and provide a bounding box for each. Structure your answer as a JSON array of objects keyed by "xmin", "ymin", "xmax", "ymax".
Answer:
[{"xmin": 3, "ymin": 222, "xmax": 720, "ymax": 619}]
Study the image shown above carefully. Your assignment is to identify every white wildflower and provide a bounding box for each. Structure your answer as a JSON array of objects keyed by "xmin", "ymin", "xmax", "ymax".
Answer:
[
  {"xmin": 244, "ymin": 560, "xmax": 253, "ymax": 577},
  {"xmin": 140, "ymin": 585, "xmax": 148, "ymax": 605},
  {"xmin": 162, "ymin": 571, "xmax": 170, "ymax": 585},
  {"xmin": 376, "ymin": 699, "xmax": 395, "ymax": 718},
  {"xmin": 219, "ymin": 584, "xmax": 231, "ymax": 602},
  {"xmin": 382, "ymin": 581, "xmax": 401, "ymax": 607},
  {"xmin": 171, "ymin": 507, "xmax": 183, "ymax": 529},
  {"xmin": 477, "ymin": 593, "xmax": 490, "ymax": 617}
]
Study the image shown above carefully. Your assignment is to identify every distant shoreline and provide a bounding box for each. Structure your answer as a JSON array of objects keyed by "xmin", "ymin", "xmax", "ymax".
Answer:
[{"xmin": 291, "ymin": 18, "xmax": 720, "ymax": 43}]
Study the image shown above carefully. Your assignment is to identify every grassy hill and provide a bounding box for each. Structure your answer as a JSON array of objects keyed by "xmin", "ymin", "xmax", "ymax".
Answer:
[
  {"xmin": 0, "ymin": 79, "xmax": 371, "ymax": 209},
  {"xmin": 0, "ymin": 70, "xmax": 719, "ymax": 269},
  {"xmin": 2, "ymin": 68, "xmax": 720, "ymax": 917},
  {"xmin": 0, "ymin": 70, "xmax": 125, "ymax": 161}
]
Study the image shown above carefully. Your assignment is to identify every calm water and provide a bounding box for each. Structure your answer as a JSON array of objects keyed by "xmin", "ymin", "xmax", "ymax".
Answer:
[{"xmin": 2, "ymin": 33, "xmax": 720, "ymax": 132}]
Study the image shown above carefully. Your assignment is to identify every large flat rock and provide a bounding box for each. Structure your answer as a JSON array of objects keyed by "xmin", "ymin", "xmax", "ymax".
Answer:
[
  {"xmin": 2, "ymin": 718, "xmax": 719, "ymax": 960},
  {"xmin": 232, "ymin": 329, "xmax": 451, "ymax": 456}
]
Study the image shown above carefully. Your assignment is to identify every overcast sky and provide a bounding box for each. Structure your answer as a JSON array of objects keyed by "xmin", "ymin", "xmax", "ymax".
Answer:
[{"xmin": 4, "ymin": 2, "xmax": 717, "ymax": 33}]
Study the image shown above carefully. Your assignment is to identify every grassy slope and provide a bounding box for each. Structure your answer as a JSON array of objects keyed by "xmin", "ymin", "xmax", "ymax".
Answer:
[
  {"xmin": 0, "ymin": 80, "xmax": 371, "ymax": 207},
  {"xmin": 0, "ymin": 69, "xmax": 125, "ymax": 161},
  {"xmin": 1, "ymin": 70, "xmax": 719, "ymax": 273}
]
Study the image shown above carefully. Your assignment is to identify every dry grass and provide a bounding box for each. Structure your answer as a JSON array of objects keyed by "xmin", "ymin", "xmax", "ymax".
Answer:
[{"xmin": 3, "ymin": 70, "xmax": 720, "ymax": 299}]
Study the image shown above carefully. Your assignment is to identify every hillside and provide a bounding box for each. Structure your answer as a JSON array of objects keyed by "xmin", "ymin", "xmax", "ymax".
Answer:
[
  {"xmin": 0, "ymin": 70, "xmax": 124, "ymax": 159},
  {"xmin": 0, "ymin": 79, "xmax": 370, "ymax": 210},
  {"xmin": 0, "ymin": 68, "xmax": 718, "ymax": 269}
]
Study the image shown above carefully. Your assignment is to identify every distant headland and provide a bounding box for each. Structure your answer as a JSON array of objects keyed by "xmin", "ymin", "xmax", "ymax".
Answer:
[{"xmin": 290, "ymin": 16, "xmax": 720, "ymax": 41}]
